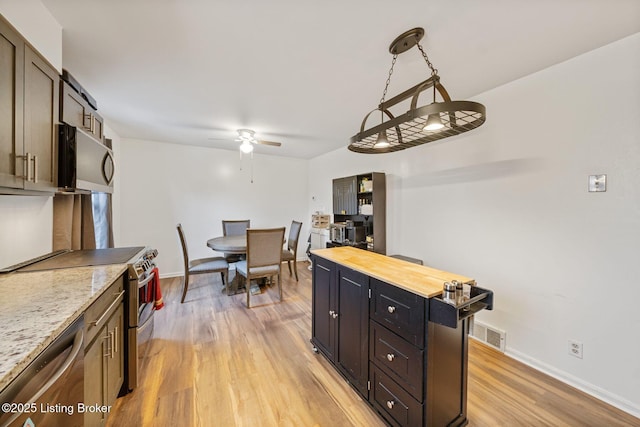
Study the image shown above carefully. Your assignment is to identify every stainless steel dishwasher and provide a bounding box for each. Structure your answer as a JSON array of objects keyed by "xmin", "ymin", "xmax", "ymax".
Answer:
[{"xmin": 0, "ymin": 316, "xmax": 84, "ymax": 427}]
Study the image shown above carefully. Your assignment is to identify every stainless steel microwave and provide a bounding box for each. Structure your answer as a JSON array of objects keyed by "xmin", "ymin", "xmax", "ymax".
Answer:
[{"xmin": 58, "ymin": 123, "xmax": 114, "ymax": 193}]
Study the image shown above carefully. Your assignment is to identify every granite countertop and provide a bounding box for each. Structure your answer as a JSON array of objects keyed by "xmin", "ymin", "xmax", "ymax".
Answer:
[
  {"xmin": 0, "ymin": 264, "xmax": 128, "ymax": 391},
  {"xmin": 310, "ymin": 246, "xmax": 474, "ymax": 298}
]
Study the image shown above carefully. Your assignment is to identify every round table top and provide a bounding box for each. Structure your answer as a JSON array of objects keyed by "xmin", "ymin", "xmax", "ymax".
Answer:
[{"xmin": 207, "ymin": 235, "xmax": 246, "ymax": 254}]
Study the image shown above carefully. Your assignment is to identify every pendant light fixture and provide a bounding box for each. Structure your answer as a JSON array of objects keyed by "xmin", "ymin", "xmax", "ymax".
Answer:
[{"xmin": 349, "ymin": 28, "xmax": 486, "ymax": 154}]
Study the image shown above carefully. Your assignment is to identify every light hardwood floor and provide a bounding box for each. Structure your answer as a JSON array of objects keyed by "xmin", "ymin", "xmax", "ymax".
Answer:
[{"xmin": 106, "ymin": 262, "xmax": 639, "ymax": 427}]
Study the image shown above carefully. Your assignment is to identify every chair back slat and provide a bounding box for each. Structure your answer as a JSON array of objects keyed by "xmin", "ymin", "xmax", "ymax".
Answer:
[{"xmin": 247, "ymin": 227, "xmax": 285, "ymax": 268}]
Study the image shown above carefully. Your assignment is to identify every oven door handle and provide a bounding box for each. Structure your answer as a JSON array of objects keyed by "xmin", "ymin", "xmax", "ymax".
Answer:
[{"xmin": 137, "ymin": 270, "xmax": 156, "ymax": 288}]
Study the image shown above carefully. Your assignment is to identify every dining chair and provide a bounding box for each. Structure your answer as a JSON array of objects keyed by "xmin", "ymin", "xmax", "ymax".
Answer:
[
  {"xmin": 177, "ymin": 223, "xmax": 229, "ymax": 302},
  {"xmin": 282, "ymin": 220, "xmax": 303, "ymax": 281},
  {"xmin": 235, "ymin": 227, "xmax": 285, "ymax": 308},
  {"xmin": 221, "ymin": 219, "xmax": 250, "ymax": 263}
]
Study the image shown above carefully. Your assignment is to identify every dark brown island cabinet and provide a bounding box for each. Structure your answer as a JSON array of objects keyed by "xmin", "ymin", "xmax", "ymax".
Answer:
[{"xmin": 310, "ymin": 247, "xmax": 494, "ymax": 427}]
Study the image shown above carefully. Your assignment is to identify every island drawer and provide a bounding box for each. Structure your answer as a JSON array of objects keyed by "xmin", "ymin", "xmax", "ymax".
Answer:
[
  {"xmin": 370, "ymin": 278, "xmax": 425, "ymax": 348},
  {"xmin": 84, "ymin": 275, "xmax": 124, "ymax": 346},
  {"xmin": 370, "ymin": 320, "xmax": 424, "ymax": 401},
  {"xmin": 370, "ymin": 363, "xmax": 423, "ymax": 427},
  {"xmin": 429, "ymin": 285, "xmax": 494, "ymax": 329}
]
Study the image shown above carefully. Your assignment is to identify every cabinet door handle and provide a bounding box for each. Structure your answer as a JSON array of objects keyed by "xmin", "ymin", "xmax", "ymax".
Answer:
[
  {"xmin": 386, "ymin": 400, "xmax": 395, "ymax": 409},
  {"xmin": 387, "ymin": 306, "xmax": 396, "ymax": 314},
  {"xmin": 110, "ymin": 330, "xmax": 115, "ymax": 359},
  {"xmin": 113, "ymin": 326, "xmax": 118, "ymax": 355},
  {"xmin": 16, "ymin": 154, "xmax": 30, "ymax": 181},
  {"xmin": 386, "ymin": 353, "xmax": 395, "ymax": 362},
  {"xmin": 332, "ymin": 312, "xmax": 338, "ymax": 319},
  {"xmin": 84, "ymin": 112, "xmax": 94, "ymax": 132},
  {"xmin": 103, "ymin": 333, "xmax": 111, "ymax": 358},
  {"xmin": 329, "ymin": 310, "xmax": 335, "ymax": 316},
  {"xmin": 31, "ymin": 155, "xmax": 37, "ymax": 183}
]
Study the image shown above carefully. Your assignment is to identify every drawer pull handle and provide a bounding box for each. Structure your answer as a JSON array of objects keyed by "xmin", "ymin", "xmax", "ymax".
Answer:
[
  {"xmin": 329, "ymin": 310, "xmax": 338, "ymax": 319},
  {"xmin": 91, "ymin": 290, "xmax": 125, "ymax": 327},
  {"xmin": 387, "ymin": 306, "xmax": 396, "ymax": 314},
  {"xmin": 386, "ymin": 400, "xmax": 395, "ymax": 409},
  {"xmin": 386, "ymin": 353, "xmax": 395, "ymax": 362}
]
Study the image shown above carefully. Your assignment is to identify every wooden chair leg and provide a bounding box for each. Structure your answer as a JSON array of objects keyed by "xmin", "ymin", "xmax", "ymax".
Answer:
[
  {"xmin": 287, "ymin": 260, "xmax": 292, "ymax": 276},
  {"xmin": 180, "ymin": 273, "xmax": 190, "ymax": 303},
  {"xmin": 278, "ymin": 273, "xmax": 283, "ymax": 301},
  {"xmin": 293, "ymin": 261, "xmax": 298, "ymax": 282},
  {"xmin": 246, "ymin": 278, "xmax": 251, "ymax": 308}
]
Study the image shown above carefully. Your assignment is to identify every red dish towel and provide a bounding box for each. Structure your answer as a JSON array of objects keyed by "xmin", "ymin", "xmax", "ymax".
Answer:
[{"xmin": 147, "ymin": 267, "xmax": 164, "ymax": 310}]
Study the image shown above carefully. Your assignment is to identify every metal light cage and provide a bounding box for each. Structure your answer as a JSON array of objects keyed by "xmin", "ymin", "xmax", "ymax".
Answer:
[{"xmin": 348, "ymin": 28, "xmax": 486, "ymax": 154}]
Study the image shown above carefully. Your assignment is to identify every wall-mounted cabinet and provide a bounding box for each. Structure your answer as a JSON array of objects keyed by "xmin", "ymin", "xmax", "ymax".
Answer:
[
  {"xmin": 0, "ymin": 16, "xmax": 59, "ymax": 193},
  {"xmin": 61, "ymin": 80, "xmax": 104, "ymax": 143}
]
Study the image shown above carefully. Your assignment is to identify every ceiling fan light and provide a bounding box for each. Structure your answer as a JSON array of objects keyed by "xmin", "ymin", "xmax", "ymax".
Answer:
[
  {"xmin": 240, "ymin": 141, "xmax": 254, "ymax": 153},
  {"xmin": 238, "ymin": 129, "xmax": 253, "ymax": 139},
  {"xmin": 424, "ymin": 113, "xmax": 444, "ymax": 131},
  {"xmin": 373, "ymin": 131, "xmax": 390, "ymax": 149}
]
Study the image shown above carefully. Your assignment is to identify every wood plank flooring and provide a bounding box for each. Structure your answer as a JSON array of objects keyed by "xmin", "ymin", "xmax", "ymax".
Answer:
[{"xmin": 106, "ymin": 262, "xmax": 640, "ymax": 427}]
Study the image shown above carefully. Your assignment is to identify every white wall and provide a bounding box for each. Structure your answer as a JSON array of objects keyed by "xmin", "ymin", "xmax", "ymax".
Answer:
[
  {"xmin": 0, "ymin": 0, "xmax": 62, "ymax": 71},
  {"xmin": 0, "ymin": 1, "xmax": 61, "ymax": 267},
  {"xmin": 309, "ymin": 33, "xmax": 640, "ymax": 415},
  {"xmin": 116, "ymin": 138, "xmax": 310, "ymax": 277}
]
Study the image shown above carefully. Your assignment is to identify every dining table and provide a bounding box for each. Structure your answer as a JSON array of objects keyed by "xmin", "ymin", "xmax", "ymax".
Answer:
[
  {"xmin": 207, "ymin": 235, "xmax": 246, "ymax": 255},
  {"xmin": 207, "ymin": 235, "xmax": 259, "ymax": 295}
]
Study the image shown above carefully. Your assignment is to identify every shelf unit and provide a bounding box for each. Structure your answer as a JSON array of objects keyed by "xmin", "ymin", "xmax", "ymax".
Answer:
[{"xmin": 332, "ymin": 172, "xmax": 386, "ymax": 254}]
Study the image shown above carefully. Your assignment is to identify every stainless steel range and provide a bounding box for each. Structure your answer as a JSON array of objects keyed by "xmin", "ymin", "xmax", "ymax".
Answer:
[
  {"xmin": 2, "ymin": 246, "xmax": 159, "ymax": 393},
  {"xmin": 126, "ymin": 248, "xmax": 158, "ymax": 391}
]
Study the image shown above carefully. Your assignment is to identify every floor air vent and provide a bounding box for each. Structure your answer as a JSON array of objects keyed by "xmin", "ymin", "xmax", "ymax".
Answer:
[{"xmin": 471, "ymin": 320, "xmax": 506, "ymax": 352}]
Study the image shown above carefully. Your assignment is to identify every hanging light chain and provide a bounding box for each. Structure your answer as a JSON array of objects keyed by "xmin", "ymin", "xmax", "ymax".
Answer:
[
  {"xmin": 416, "ymin": 43, "xmax": 438, "ymax": 76},
  {"xmin": 379, "ymin": 54, "xmax": 398, "ymax": 106}
]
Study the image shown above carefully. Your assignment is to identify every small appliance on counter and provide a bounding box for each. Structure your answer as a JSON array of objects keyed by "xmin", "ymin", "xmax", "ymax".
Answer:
[
  {"xmin": 329, "ymin": 223, "xmax": 346, "ymax": 244},
  {"xmin": 345, "ymin": 222, "xmax": 366, "ymax": 244}
]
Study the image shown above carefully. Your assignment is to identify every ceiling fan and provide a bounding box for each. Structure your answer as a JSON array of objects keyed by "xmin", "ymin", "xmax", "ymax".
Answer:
[{"xmin": 234, "ymin": 129, "xmax": 282, "ymax": 153}]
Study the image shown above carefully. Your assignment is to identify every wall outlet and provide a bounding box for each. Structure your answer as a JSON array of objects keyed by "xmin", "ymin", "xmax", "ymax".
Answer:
[{"xmin": 568, "ymin": 340, "xmax": 583, "ymax": 359}]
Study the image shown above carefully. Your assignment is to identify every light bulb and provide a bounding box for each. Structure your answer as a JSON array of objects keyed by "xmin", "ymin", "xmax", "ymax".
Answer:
[
  {"xmin": 373, "ymin": 130, "xmax": 390, "ymax": 149},
  {"xmin": 240, "ymin": 141, "xmax": 254, "ymax": 153},
  {"xmin": 424, "ymin": 113, "xmax": 444, "ymax": 131}
]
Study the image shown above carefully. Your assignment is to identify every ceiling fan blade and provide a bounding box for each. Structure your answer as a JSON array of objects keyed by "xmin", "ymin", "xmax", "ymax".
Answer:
[{"xmin": 255, "ymin": 139, "xmax": 282, "ymax": 147}]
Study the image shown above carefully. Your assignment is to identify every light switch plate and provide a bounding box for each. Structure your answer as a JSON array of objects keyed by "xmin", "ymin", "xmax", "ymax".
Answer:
[{"xmin": 588, "ymin": 174, "xmax": 606, "ymax": 192}]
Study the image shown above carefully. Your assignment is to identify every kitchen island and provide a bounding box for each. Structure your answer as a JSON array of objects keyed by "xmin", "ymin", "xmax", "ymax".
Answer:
[
  {"xmin": 0, "ymin": 265, "xmax": 127, "ymax": 391},
  {"xmin": 310, "ymin": 246, "xmax": 493, "ymax": 427}
]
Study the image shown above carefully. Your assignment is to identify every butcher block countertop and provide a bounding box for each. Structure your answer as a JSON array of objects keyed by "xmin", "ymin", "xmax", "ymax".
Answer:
[
  {"xmin": 0, "ymin": 264, "xmax": 127, "ymax": 391},
  {"xmin": 311, "ymin": 247, "xmax": 474, "ymax": 299}
]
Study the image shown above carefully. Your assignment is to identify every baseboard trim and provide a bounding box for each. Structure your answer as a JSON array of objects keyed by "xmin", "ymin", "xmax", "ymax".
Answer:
[{"xmin": 505, "ymin": 347, "xmax": 640, "ymax": 418}]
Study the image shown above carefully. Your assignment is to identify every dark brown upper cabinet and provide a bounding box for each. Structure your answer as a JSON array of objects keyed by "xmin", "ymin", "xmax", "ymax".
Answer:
[{"xmin": 0, "ymin": 16, "xmax": 59, "ymax": 193}]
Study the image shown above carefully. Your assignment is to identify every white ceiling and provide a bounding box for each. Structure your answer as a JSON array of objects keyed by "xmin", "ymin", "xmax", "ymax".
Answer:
[{"xmin": 40, "ymin": 0, "xmax": 640, "ymax": 159}]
